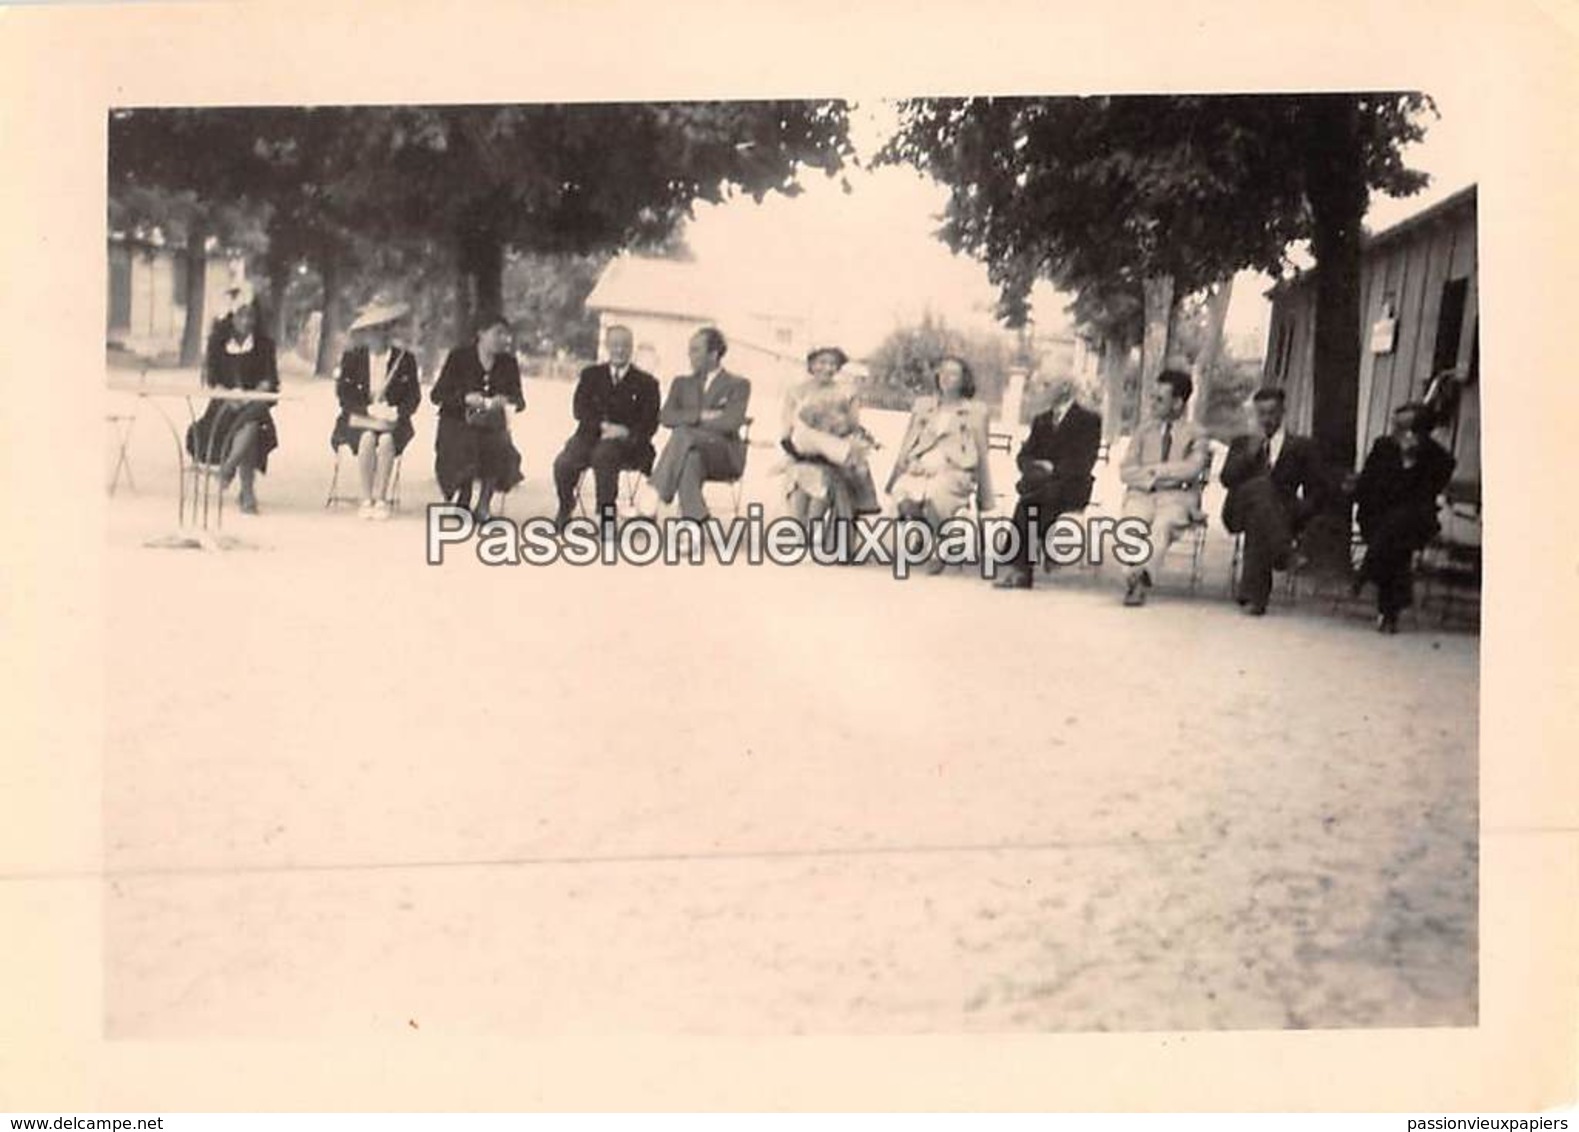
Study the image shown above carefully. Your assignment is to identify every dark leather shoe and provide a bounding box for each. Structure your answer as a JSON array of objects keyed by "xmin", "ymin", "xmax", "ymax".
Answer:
[{"xmin": 1244, "ymin": 603, "xmax": 1267, "ymax": 616}]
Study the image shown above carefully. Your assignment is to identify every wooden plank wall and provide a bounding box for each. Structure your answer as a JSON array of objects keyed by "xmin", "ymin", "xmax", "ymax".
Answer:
[{"xmin": 1266, "ymin": 201, "xmax": 1478, "ymax": 483}]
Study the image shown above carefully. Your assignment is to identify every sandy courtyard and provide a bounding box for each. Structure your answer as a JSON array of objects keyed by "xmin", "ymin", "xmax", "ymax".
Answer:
[{"xmin": 101, "ymin": 370, "xmax": 1479, "ymax": 1036}]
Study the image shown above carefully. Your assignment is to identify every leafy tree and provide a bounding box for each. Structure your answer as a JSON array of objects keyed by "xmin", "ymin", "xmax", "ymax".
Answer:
[
  {"xmin": 863, "ymin": 312, "xmax": 1011, "ymax": 412},
  {"xmin": 110, "ymin": 101, "xmax": 853, "ymax": 374},
  {"xmin": 502, "ymin": 250, "xmax": 610, "ymax": 359},
  {"xmin": 881, "ymin": 94, "xmax": 1434, "ymax": 466}
]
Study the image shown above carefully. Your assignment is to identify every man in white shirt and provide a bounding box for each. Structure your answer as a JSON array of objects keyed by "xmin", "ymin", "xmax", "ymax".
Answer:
[{"xmin": 1219, "ymin": 386, "xmax": 1328, "ymax": 614}]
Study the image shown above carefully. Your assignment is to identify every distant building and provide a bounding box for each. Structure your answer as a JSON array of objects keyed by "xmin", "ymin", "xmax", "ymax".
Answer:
[
  {"xmin": 583, "ymin": 255, "xmax": 818, "ymax": 415},
  {"xmin": 107, "ymin": 233, "xmax": 242, "ymax": 360},
  {"xmin": 1264, "ymin": 184, "xmax": 1479, "ymax": 486}
]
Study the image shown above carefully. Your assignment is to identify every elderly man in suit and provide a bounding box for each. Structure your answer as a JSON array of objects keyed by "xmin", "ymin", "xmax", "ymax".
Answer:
[
  {"xmin": 551, "ymin": 325, "xmax": 661, "ymax": 531},
  {"xmin": 1118, "ymin": 369, "xmax": 1210, "ymax": 607},
  {"xmin": 1219, "ymin": 386, "xmax": 1328, "ymax": 615},
  {"xmin": 651, "ymin": 327, "xmax": 752, "ymax": 521},
  {"xmin": 994, "ymin": 376, "xmax": 1103, "ymax": 590}
]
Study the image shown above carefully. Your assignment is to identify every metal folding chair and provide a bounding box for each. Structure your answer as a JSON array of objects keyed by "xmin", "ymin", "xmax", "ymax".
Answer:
[
  {"xmin": 704, "ymin": 416, "xmax": 753, "ymax": 516},
  {"xmin": 575, "ymin": 467, "xmax": 646, "ymax": 518},
  {"xmin": 326, "ymin": 447, "xmax": 404, "ymax": 510},
  {"xmin": 1227, "ymin": 531, "xmax": 1304, "ymax": 605},
  {"xmin": 106, "ymin": 412, "xmax": 137, "ymax": 495}
]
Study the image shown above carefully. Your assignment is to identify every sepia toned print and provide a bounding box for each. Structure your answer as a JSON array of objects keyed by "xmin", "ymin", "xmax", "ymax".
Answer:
[{"xmin": 101, "ymin": 95, "xmax": 1478, "ymax": 1038}]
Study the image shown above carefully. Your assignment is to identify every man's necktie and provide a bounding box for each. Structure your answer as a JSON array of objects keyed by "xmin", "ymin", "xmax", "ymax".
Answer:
[{"xmin": 1160, "ymin": 422, "xmax": 1173, "ymax": 462}]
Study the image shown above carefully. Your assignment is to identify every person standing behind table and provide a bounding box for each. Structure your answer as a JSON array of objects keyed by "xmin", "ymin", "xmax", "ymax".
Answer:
[
  {"xmin": 1351, "ymin": 401, "xmax": 1456, "ymax": 633},
  {"xmin": 331, "ymin": 301, "xmax": 422, "ymax": 521},
  {"xmin": 1116, "ymin": 369, "xmax": 1209, "ymax": 607},
  {"xmin": 993, "ymin": 375, "xmax": 1102, "ymax": 590},
  {"xmin": 430, "ymin": 312, "xmax": 525, "ymax": 521},
  {"xmin": 185, "ymin": 287, "xmax": 279, "ymax": 516},
  {"xmin": 650, "ymin": 327, "xmax": 752, "ymax": 522},
  {"xmin": 1218, "ymin": 387, "xmax": 1328, "ymax": 615},
  {"xmin": 550, "ymin": 325, "xmax": 660, "ymax": 533}
]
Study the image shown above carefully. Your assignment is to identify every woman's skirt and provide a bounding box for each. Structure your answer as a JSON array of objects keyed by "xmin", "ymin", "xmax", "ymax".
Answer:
[
  {"xmin": 185, "ymin": 400, "xmax": 278, "ymax": 473},
  {"xmin": 330, "ymin": 412, "xmax": 416, "ymax": 457},
  {"xmin": 781, "ymin": 454, "xmax": 880, "ymax": 517},
  {"xmin": 889, "ymin": 453, "xmax": 976, "ymax": 517},
  {"xmin": 434, "ymin": 414, "xmax": 523, "ymax": 498}
]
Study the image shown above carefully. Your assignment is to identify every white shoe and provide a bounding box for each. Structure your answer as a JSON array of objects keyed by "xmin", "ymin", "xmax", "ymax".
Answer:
[
  {"xmin": 358, "ymin": 500, "xmax": 376, "ymax": 520},
  {"xmin": 371, "ymin": 500, "xmax": 392, "ymax": 521}
]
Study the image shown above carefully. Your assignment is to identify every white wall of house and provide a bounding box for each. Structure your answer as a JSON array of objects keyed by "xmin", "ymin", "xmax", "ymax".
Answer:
[
  {"xmin": 594, "ymin": 307, "xmax": 804, "ymax": 431},
  {"xmin": 107, "ymin": 240, "xmax": 242, "ymax": 359}
]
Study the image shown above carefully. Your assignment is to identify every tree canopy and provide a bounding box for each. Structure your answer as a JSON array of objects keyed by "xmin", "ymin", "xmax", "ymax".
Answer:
[
  {"xmin": 881, "ymin": 93, "xmax": 1433, "ymax": 332},
  {"xmin": 109, "ymin": 101, "xmax": 854, "ymax": 368},
  {"xmin": 881, "ymin": 93, "xmax": 1436, "ymax": 467}
]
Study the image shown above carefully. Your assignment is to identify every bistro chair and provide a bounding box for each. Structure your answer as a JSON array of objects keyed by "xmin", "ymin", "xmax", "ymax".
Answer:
[
  {"xmin": 575, "ymin": 467, "xmax": 647, "ymax": 519},
  {"xmin": 106, "ymin": 411, "xmax": 137, "ymax": 495},
  {"xmin": 325, "ymin": 447, "xmax": 404, "ymax": 511}
]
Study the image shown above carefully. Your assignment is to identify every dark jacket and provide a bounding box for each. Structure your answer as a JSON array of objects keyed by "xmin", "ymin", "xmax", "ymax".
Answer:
[
  {"xmin": 570, "ymin": 361, "xmax": 660, "ymax": 470},
  {"xmin": 430, "ymin": 346, "xmax": 525, "ymax": 418},
  {"xmin": 1354, "ymin": 433, "xmax": 1456, "ymax": 537},
  {"xmin": 1220, "ymin": 430, "xmax": 1327, "ymax": 535},
  {"xmin": 331, "ymin": 345, "xmax": 422, "ymax": 454},
  {"xmin": 1014, "ymin": 401, "xmax": 1102, "ymax": 511},
  {"xmin": 187, "ymin": 327, "xmax": 280, "ymax": 471}
]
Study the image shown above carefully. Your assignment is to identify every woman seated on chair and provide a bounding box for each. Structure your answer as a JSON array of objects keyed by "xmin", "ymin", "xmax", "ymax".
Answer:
[
  {"xmin": 185, "ymin": 288, "xmax": 278, "ymax": 515},
  {"xmin": 884, "ymin": 354, "xmax": 995, "ymax": 572},
  {"xmin": 431, "ymin": 312, "xmax": 525, "ymax": 520},
  {"xmin": 1351, "ymin": 400, "xmax": 1456, "ymax": 634},
  {"xmin": 778, "ymin": 345, "xmax": 880, "ymax": 553},
  {"xmin": 331, "ymin": 301, "xmax": 421, "ymax": 520}
]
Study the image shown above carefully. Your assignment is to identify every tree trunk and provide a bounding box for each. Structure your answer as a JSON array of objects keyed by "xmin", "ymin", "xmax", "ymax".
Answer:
[
  {"xmin": 314, "ymin": 252, "xmax": 342, "ymax": 378},
  {"xmin": 264, "ymin": 246, "xmax": 293, "ymax": 347},
  {"xmin": 1305, "ymin": 96, "xmax": 1367, "ymax": 473},
  {"xmin": 1098, "ymin": 335, "xmax": 1128, "ymax": 445},
  {"xmin": 457, "ymin": 222, "xmax": 505, "ymax": 334},
  {"xmin": 1139, "ymin": 274, "xmax": 1175, "ymax": 420},
  {"xmin": 473, "ymin": 237, "xmax": 504, "ymax": 321},
  {"xmin": 1190, "ymin": 276, "xmax": 1235, "ymax": 425},
  {"xmin": 178, "ymin": 224, "xmax": 209, "ymax": 367}
]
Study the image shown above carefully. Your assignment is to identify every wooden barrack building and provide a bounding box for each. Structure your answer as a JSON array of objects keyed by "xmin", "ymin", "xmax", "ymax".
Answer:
[{"xmin": 1264, "ymin": 184, "xmax": 1479, "ymax": 487}]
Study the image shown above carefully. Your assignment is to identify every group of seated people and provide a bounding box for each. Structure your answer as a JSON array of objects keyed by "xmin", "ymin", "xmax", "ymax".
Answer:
[{"xmin": 192, "ymin": 293, "xmax": 1457, "ymax": 633}]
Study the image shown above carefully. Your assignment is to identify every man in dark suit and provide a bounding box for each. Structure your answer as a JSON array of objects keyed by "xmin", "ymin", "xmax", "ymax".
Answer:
[
  {"xmin": 994, "ymin": 376, "xmax": 1103, "ymax": 589},
  {"xmin": 1219, "ymin": 386, "xmax": 1328, "ymax": 615},
  {"xmin": 650, "ymin": 327, "xmax": 752, "ymax": 521},
  {"xmin": 551, "ymin": 325, "xmax": 661, "ymax": 530}
]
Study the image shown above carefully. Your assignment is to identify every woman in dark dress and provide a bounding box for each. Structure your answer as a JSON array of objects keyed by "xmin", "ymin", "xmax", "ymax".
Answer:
[
  {"xmin": 331, "ymin": 302, "xmax": 422, "ymax": 520},
  {"xmin": 431, "ymin": 313, "xmax": 525, "ymax": 519},
  {"xmin": 1352, "ymin": 401, "xmax": 1456, "ymax": 633},
  {"xmin": 185, "ymin": 293, "xmax": 279, "ymax": 515}
]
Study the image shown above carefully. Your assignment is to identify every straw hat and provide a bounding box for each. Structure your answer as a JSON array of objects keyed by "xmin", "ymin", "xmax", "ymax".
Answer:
[
  {"xmin": 806, "ymin": 345, "xmax": 849, "ymax": 369},
  {"xmin": 349, "ymin": 300, "xmax": 412, "ymax": 333}
]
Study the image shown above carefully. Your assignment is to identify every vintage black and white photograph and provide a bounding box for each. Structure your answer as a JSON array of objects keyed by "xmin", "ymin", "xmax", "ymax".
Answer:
[{"xmin": 94, "ymin": 89, "xmax": 1488, "ymax": 1040}]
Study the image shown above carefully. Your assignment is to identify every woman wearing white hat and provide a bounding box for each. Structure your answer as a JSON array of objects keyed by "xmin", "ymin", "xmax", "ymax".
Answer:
[
  {"xmin": 778, "ymin": 345, "xmax": 880, "ymax": 550},
  {"xmin": 331, "ymin": 302, "xmax": 421, "ymax": 519}
]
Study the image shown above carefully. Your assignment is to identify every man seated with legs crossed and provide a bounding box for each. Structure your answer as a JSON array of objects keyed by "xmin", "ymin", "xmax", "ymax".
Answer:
[
  {"xmin": 1118, "ymin": 369, "xmax": 1209, "ymax": 607},
  {"xmin": 552, "ymin": 325, "xmax": 660, "ymax": 533},
  {"xmin": 994, "ymin": 376, "xmax": 1103, "ymax": 590},
  {"xmin": 1219, "ymin": 386, "xmax": 1328, "ymax": 616},
  {"xmin": 650, "ymin": 327, "xmax": 752, "ymax": 521}
]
